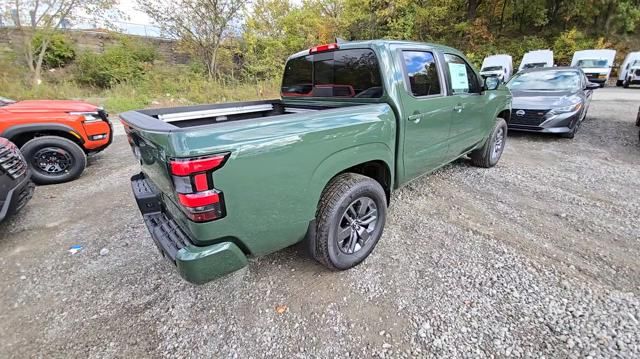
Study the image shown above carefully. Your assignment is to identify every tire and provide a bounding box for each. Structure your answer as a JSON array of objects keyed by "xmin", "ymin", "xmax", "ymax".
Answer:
[
  {"xmin": 616, "ymin": 80, "xmax": 623, "ymax": 87},
  {"xmin": 20, "ymin": 136, "xmax": 87, "ymax": 185},
  {"xmin": 470, "ymin": 118, "xmax": 507, "ymax": 168},
  {"xmin": 560, "ymin": 126, "xmax": 577, "ymax": 139},
  {"xmin": 313, "ymin": 173, "xmax": 387, "ymax": 271},
  {"xmin": 623, "ymin": 78, "xmax": 630, "ymax": 88}
]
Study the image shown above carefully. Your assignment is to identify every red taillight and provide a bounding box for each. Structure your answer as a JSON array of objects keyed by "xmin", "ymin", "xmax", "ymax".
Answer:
[
  {"xmin": 309, "ymin": 43, "xmax": 338, "ymax": 54},
  {"xmin": 169, "ymin": 153, "xmax": 229, "ymax": 222},
  {"xmin": 170, "ymin": 154, "xmax": 227, "ymax": 176},
  {"xmin": 193, "ymin": 173, "xmax": 209, "ymax": 192},
  {"xmin": 178, "ymin": 191, "xmax": 220, "ymax": 207}
]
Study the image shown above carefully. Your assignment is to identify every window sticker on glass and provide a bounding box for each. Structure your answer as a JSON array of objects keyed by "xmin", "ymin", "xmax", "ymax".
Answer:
[{"xmin": 448, "ymin": 63, "xmax": 469, "ymax": 93}]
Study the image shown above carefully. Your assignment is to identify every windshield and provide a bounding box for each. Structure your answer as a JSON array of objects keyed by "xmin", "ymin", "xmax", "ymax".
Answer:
[
  {"xmin": 482, "ymin": 66, "xmax": 502, "ymax": 72},
  {"xmin": 281, "ymin": 49, "xmax": 383, "ymax": 98},
  {"xmin": 507, "ymin": 71, "xmax": 581, "ymax": 91},
  {"xmin": 0, "ymin": 97, "xmax": 15, "ymax": 107},
  {"xmin": 576, "ymin": 59, "xmax": 608, "ymax": 68},
  {"xmin": 523, "ymin": 62, "xmax": 547, "ymax": 69}
]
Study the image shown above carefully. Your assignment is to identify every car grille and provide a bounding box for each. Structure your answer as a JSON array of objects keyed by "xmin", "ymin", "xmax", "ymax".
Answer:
[
  {"xmin": 510, "ymin": 109, "xmax": 549, "ymax": 126},
  {"xmin": 586, "ymin": 73, "xmax": 599, "ymax": 78},
  {"xmin": 0, "ymin": 138, "xmax": 28, "ymax": 180}
]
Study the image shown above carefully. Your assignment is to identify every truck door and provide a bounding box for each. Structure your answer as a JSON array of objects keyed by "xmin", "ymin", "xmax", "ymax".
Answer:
[
  {"xmin": 442, "ymin": 53, "xmax": 487, "ymax": 160},
  {"xmin": 398, "ymin": 50, "xmax": 458, "ymax": 181}
]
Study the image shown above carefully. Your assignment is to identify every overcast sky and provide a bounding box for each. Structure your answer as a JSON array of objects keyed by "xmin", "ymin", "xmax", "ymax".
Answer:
[{"xmin": 118, "ymin": 1, "xmax": 154, "ymax": 25}]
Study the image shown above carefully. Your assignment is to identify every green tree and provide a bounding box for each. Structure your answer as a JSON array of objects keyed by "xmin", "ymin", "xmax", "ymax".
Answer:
[
  {"xmin": 32, "ymin": 31, "xmax": 75, "ymax": 68},
  {"xmin": 2, "ymin": 0, "xmax": 119, "ymax": 86}
]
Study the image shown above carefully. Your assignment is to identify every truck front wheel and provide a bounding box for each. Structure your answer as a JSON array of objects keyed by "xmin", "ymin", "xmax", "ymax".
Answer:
[
  {"xmin": 470, "ymin": 118, "xmax": 508, "ymax": 168},
  {"xmin": 20, "ymin": 136, "xmax": 87, "ymax": 185},
  {"xmin": 313, "ymin": 173, "xmax": 387, "ymax": 270}
]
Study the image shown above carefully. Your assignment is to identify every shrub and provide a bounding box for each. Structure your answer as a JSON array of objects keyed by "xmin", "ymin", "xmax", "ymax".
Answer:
[
  {"xmin": 553, "ymin": 29, "xmax": 594, "ymax": 66},
  {"xmin": 32, "ymin": 31, "xmax": 76, "ymax": 68},
  {"xmin": 73, "ymin": 38, "xmax": 157, "ymax": 88}
]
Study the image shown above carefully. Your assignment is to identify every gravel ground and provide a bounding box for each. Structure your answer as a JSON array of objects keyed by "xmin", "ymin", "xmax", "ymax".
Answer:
[{"xmin": 1, "ymin": 88, "xmax": 639, "ymax": 358}]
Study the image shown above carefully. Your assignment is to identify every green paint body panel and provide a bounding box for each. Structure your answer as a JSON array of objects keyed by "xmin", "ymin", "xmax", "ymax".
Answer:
[
  {"xmin": 176, "ymin": 242, "xmax": 248, "ymax": 284},
  {"xmin": 120, "ymin": 40, "xmax": 512, "ymax": 284}
]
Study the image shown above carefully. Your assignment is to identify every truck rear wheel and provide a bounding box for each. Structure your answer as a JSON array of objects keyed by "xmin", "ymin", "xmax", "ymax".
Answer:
[
  {"xmin": 470, "ymin": 118, "xmax": 507, "ymax": 168},
  {"xmin": 20, "ymin": 136, "xmax": 87, "ymax": 185},
  {"xmin": 313, "ymin": 173, "xmax": 387, "ymax": 270}
]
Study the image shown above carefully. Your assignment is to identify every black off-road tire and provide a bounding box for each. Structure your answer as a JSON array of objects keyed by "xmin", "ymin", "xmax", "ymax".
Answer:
[
  {"xmin": 624, "ymin": 78, "xmax": 630, "ymax": 88},
  {"xmin": 313, "ymin": 173, "xmax": 387, "ymax": 270},
  {"xmin": 470, "ymin": 118, "xmax": 508, "ymax": 168},
  {"xmin": 21, "ymin": 136, "xmax": 87, "ymax": 185}
]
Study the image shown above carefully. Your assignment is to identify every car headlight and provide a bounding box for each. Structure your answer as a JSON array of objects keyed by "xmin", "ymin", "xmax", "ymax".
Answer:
[
  {"xmin": 549, "ymin": 102, "xmax": 582, "ymax": 115},
  {"xmin": 69, "ymin": 112, "xmax": 102, "ymax": 123}
]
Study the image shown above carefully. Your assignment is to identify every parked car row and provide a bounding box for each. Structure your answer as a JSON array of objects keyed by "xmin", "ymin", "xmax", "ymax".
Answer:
[{"xmin": 480, "ymin": 48, "xmax": 640, "ymax": 89}]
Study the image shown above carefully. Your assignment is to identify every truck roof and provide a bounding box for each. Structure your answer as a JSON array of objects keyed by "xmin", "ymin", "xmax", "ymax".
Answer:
[{"xmin": 287, "ymin": 40, "xmax": 464, "ymax": 60}]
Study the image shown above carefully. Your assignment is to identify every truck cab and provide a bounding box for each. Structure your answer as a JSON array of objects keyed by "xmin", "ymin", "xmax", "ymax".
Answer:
[
  {"xmin": 518, "ymin": 50, "xmax": 554, "ymax": 72},
  {"xmin": 571, "ymin": 49, "xmax": 616, "ymax": 87},
  {"xmin": 480, "ymin": 55, "xmax": 513, "ymax": 82},
  {"xmin": 120, "ymin": 40, "xmax": 512, "ymax": 283}
]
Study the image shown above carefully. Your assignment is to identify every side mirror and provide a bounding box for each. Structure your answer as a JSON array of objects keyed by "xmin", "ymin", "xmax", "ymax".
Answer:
[
  {"xmin": 586, "ymin": 82, "xmax": 600, "ymax": 90},
  {"xmin": 484, "ymin": 76, "xmax": 500, "ymax": 91}
]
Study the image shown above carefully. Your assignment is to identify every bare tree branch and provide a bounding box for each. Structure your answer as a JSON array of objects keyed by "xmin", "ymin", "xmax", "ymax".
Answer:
[
  {"xmin": 7, "ymin": 0, "xmax": 118, "ymax": 86},
  {"xmin": 138, "ymin": 0, "xmax": 246, "ymax": 79}
]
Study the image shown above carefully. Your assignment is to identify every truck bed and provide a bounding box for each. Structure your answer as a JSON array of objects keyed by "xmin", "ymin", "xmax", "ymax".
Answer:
[{"xmin": 135, "ymin": 100, "xmax": 335, "ymax": 129}]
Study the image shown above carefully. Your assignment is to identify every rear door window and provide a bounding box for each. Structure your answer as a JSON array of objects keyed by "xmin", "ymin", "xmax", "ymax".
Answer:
[
  {"xmin": 281, "ymin": 49, "xmax": 383, "ymax": 98},
  {"xmin": 402, "ymin": 51, "xmax": 442, "ymax": 97}
]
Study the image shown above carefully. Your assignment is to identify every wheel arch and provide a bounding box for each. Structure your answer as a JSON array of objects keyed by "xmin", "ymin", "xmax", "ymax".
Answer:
[
  {"xmin": 2, "ymin": 124, "xmax": 84, "ymax": 149},
  {"xmin": 497, "ymin": 109, "xmax": 511, "ymax": 123},
  {"xmin": 309, "ymin": 143, "xmax": 394, "ymax": 212}
]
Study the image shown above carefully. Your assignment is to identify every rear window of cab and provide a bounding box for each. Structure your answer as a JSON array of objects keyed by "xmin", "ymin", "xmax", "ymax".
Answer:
[{"xmin": 281, "ymin": 49, "xmax": 383, "ymax": 99}]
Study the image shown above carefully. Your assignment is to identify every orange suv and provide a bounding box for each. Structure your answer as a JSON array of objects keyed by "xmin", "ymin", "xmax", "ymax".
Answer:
[{"xmin": 0, "ymin": 97, "xmax": 112, "ymax": 184}]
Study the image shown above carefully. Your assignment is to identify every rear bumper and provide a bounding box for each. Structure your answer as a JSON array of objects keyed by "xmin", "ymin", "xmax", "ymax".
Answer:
[
  {"xmin": 0, "ymin": 175, "xmax": 35, "ymax": 222},
  {"xmin": 130, "ymin": 173, "xmax": 247, "ymax": 284}
]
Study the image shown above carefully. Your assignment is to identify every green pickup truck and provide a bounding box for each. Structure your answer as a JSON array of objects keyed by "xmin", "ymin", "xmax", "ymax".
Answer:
[{"xmin": 121, "ymin": 40, "xmax": 512, "ymax": 284}]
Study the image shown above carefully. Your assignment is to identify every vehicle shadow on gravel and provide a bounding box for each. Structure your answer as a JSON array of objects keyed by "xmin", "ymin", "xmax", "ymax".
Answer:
[{"xmin": 506, "ymin": 130, "xmax": 566, "ymax": 142}]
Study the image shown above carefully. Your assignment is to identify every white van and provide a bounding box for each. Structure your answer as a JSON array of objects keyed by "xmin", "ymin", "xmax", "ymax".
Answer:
[
  {"xmin": 480, "ymin": 55, "xmax": 513, "ymax": 82},
  {"xmin": 518, "ymin": 50, "xmax": 554, "ymax": 72},
  {"xmin": 617, "ymin": 51, "xmax": 640, "ymax": 86},
  {"xmin": 571, "ymin": 49, "xmax": 616, "ymax": 87}
]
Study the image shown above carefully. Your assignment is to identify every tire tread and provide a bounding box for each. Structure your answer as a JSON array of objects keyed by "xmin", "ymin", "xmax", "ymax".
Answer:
[
  {"xmin": 20, "ymin": 136, "xmax": 87, "ymax": 185},
  {"xmin": 314, "ymin": 173, "xmax": 385, "ymax": 270}
]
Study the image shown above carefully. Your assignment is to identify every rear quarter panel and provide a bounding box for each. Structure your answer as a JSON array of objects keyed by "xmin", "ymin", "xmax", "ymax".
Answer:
[{"xmin": 130, "ymin": 104, "xmax": 396, "ymax": 256}]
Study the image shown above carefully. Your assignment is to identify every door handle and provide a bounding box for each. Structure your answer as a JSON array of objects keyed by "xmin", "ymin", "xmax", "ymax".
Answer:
[
  {"xmin": 453, "ymin": 104, "xmax": 464, "ymax": 113},
  {"xmin": 408, "ymin": 114, "xmax": 422, "ymax": 123}
]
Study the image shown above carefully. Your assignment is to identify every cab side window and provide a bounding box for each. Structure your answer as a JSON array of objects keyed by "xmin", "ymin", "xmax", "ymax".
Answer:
[
  {"xmin": 402, "ymin": 51, "xmax": 442, "ymax": 97},
  {"xmin": 444, "ymin": 54, "xmax": 481, "ymax": 94}
]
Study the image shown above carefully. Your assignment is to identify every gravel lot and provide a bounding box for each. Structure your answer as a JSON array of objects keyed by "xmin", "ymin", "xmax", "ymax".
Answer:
[{"xmin": 1, "ymin": 88, "xmax": 639, "ymax": 358}]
